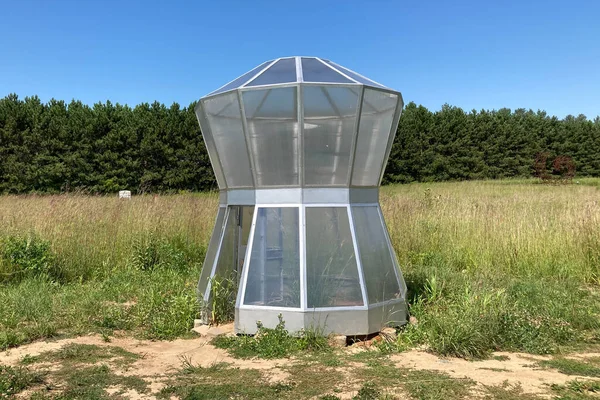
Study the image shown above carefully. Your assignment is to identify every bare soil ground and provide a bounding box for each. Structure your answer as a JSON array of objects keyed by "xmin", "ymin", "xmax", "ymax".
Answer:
[{"xmin": 2, "ymin": 331, "xmax": 599, "ymax": 399}]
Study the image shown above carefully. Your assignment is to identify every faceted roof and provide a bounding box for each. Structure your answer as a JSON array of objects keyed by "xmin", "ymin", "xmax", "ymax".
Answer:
[{"xmin": 205, "ymin": 56, "xmax": 390, "ymax": 97}]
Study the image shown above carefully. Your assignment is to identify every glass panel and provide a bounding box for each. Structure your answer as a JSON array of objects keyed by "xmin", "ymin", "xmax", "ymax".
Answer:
[
  {"xmin": 322, "ymin": 60, "xmax": 388, "ymax": 89},
  {"xmin": 245, "ymin": 58, "xmax": 297, "ymax": 87},
  {"xmin": 351, "ymin": 89, "xmax": 398, "ymax": 186},
  {"xmin": 195, "ymin": 104, "xmax": 226, "ymax": 189},
  {"xmin": 208, "ymin": 61, "xmax": 272, "ymax": 95},
  {"xmin": 244, "ymin": 208, "xmax": 300, "ymax": 307},
  {"xmin": 243, "ymin": 87, "xmax": 299, "ymax": 187},
  {"xmin": 197, "ymin": 207, "xmax": 227, "ymax": 299},
  {"xmin": 213, "ymin": 207, "xmax": 239, "ymax": 281},
  {"xmin": 301, "ymin": 58, "xmax": 353, "ymax": 83},
  {"xmin": 303, "ymin": 86, "xmax": 360, "ymax": 186},
  {"xmin": 306, "ymin": 207, "xmax": 363, "ymax": 308},
  {"xmin": 202, "ymin": 93, "xmax": 254, "ymax": 188},
  {"xmin": 237, "ymin": 206, "xmax": 255, "ymax": 280},
  {"xmin": 352, "ymin": 206, "xmax": 401, "ymax": 304}
]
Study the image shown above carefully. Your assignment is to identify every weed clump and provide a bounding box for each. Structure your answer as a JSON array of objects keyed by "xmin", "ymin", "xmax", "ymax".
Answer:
[
  {"xmin": 0, "ymin": 235, "xmax": 59, "ymax": 283},
  {"xmin": 0, "ymin": 364, "xmax": 45, "ymax": 397},
  {"xmin": 212, "ymin": 314, "xmax": 329, "ymax": 359},
  {"xmin": 130, "ymin": 232, "xmax": 188, "ymax": 272}
]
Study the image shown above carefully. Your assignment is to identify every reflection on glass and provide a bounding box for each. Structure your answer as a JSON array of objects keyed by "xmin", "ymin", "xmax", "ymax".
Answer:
[
  {"xmin": 244, "ymin": 208, "xmax": 300, "ymax": 307},
  {"xmin": 306, "ymin": 207, "xmax": 363, "ymax": 308}
]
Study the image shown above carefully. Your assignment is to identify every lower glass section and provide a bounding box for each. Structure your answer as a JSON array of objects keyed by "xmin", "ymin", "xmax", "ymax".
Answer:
[
  {"xmin": 244, "ymin": 207, "xmax": 301, "ymax": 307},
  {"xmin": 197, "ymin": 207, "xmax": 226, "ymax": 299},
  {"xmin": 352, "ymin": 206, "xmax": 401, "ymax": 304},
  {"xmin": 305, "ymin": 207, "xmax": 363, "ymax": 308}
]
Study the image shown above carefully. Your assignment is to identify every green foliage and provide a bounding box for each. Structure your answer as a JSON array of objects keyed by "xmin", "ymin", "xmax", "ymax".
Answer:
[
  {"xmin": 538, "ymin": 357, "xmax": 600, "ymax": 377},
  {"xmin": 130, "ymin": 232, "xmax": 187, "ymax": 271},
  {"xmin": 0, "ymin": 364, "xmax": 44, "ymax": 397},
  {"xmin": 212, "ymin": 314, "xmax": 330, "ymax": 359},
  {"xmin": 1, "ymin": 95, "xmax": 600, "ymax": 193},
  {"xmin": 551, "ymin": 380, "xmax": 600, "ymax": 400},
  {"xmin": 0, "ymin": 234, "xmax": 58, "ymax": 282},
  {"xmin": 208, "ymin": 274, "xmax": 237, "ymax": 325}
]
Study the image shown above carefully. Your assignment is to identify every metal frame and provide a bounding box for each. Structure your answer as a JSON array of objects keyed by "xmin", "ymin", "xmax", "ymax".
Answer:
[{"xmin": 195, "ymin": 57, "xmax": 407, "ymax": 335}]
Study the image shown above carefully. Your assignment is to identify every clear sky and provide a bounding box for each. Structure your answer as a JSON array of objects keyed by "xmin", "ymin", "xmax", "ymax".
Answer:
[{"xmin": 1, "ymin": 0, "xmax": 598, "ymax": 118}]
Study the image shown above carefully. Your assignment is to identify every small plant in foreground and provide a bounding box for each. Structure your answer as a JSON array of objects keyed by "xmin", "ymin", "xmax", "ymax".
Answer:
[
  {"xmin": 212, "ymin": 314, "xmax": 330, "ymax": 359},
  {"xmin": 0, "ymin": 364, "xmax": 45, "ymax": 397},
  {"xmin": 208, "ymin": 274, "xmax": 237, "ymax": 325}
]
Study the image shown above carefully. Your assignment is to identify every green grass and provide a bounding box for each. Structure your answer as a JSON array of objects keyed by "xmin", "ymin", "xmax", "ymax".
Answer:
[
  {"xmin": 0, "ymin": 364, "xmax": 45, "ymax": 397},
  {"xmin": 21, "ymin": 343, "xmax": 140, "ymax": 367},
  {"xmin": 551, "ymin": 380, "xmax": 600, "ymax": 399},
  {"xmin": 0, "ymin": 181, "xmax": 599, "ymax": 360},
  {"xmin": 13, "ymin": 344, "xmax": 148, "ymax": 399},
  {"xmin": 537, "ymin": 357, "xmax": 600, "ymax": 377}
]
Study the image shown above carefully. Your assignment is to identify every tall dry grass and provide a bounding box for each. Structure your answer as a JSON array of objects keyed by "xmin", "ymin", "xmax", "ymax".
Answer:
[
  {"xmin": 0, "ymin": 180, "xmax": 599, "ymax": 356},
  {"xmin": 382, "ymin": 180, "xmax": 600, "ymax": 283},
  {"xmin": 0, "ymin": 193, "xmax": 218, "ymax": 280}
]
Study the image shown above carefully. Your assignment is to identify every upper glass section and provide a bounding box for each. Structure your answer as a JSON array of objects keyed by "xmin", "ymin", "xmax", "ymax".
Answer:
[
  {"xmin": 205, "ymin": 57, "xmax": 391, "ymax": 96},
  {"xmin": 196, "ymin": 57, "xmax": 403, "ymax": 189}
]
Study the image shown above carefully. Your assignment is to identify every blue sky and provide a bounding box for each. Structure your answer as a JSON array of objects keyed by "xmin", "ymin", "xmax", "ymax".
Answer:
[{"xmin": 1, "ymin": 0, "xmax": 598, "ymax": 118}]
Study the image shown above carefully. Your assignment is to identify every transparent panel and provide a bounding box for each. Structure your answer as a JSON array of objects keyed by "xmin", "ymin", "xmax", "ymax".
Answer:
[
  {"xmin": 195, "ymin": 104, "xmax": 226, "ymax": 189},
  {"xmin": 301, "ymin": 58, "xmax": 353, "ymax": 83},
  {"xmin": 197, "ymin": 207, "xmax": 227, "ymax": 299},
  {"xmin": 322, "ymin": 60, "xmax": 388, "ymax": 89},
  {"xmin": 351, "ymin": 89, "xmax": 398, "ymax": 186},
  {"xmin": 208, "ymin": 61, "xmax": 272, "ymax": 95},
  {"xmin": 306, "ymin": 207, "xmax": 363, "ymax": 308},
  {"xmin": 246, "ymin": 58, "xmax": 297, "ymax": 87},
  {"xmin": 351, "ymin": 206, "xmax": 401, "ymax": 304},
  {"xmin": 243, "ymin": 87, "xmax": 299, "ymax": 187},
  {"xmin": 202, "ymin": 93, "xmax": 254, "ymax": 188},
  {"xmin": 244, "ymin": 208, "xmax": 300, "ymax": 307},
  {"xmin": 213, "ymin": 207, "xmax": 239, "ymax": 282},
  {"xmin": 303, "ymin": 86, "xmax": 360, "ymax": 186},
  {"xmin": 236, "ymin": 206, "xmax": 255, "ymax": 281}
]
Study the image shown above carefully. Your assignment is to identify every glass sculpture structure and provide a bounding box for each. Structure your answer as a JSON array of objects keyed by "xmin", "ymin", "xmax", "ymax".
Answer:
[{"xmin": 195, "ymin": 57, "xmax": 407, "ymax": 335}]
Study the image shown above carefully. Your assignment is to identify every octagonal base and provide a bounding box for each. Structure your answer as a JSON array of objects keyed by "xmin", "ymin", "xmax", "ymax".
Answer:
[{"xmin": 234, "ymin": 299, "xmax": 407, "ymax": 336}]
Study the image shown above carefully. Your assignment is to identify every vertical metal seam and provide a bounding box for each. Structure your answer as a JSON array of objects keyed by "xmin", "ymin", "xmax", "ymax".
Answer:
[
  {"xmin": 348, "ymin": 86, "xmax": 365, "ymax": 187},
  {"xmin": 297, "ymin": 84, "xmax": 304, "ymax": 188},
  {"xmin": 236, "ymin": 205, "xmax": 259, "ymax": 309},
  {"xmin": 299, "ymin": 205, "xmax": 307, "ymax": 310}
]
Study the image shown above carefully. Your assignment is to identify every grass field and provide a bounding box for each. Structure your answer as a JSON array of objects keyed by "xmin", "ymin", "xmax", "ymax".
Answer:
[{"xmin": 0, "ymin": 179, "xmax": 599, "ymax": 359}]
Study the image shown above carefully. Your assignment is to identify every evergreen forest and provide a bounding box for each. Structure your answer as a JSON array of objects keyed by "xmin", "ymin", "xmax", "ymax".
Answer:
[{"xmin": 0, "ymin": 94, "xmax": 598, "ymax": 193}]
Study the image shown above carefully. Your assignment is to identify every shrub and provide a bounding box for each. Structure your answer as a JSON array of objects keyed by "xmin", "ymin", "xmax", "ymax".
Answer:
[{"xmin": 0, "ymin": 235, "xmax": 58, "ymax": 283}]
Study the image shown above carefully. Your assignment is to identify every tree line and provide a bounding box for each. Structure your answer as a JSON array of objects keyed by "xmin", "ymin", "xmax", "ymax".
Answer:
[{"xmin": 0, "ymin": 94, "xmax": 598, "ymax": 193}]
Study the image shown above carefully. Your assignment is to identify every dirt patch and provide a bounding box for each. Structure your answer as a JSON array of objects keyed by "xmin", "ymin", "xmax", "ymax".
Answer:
[
  {"xmin": 391, "ymin": 350, "xmax": 596, "ymax": 395},
  {"xmin": 3, "ymin": 335, "xmax": 600, "ymax": 398}
]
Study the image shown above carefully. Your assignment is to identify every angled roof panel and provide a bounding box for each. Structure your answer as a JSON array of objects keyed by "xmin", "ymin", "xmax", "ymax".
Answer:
[
  {"xmin": 208, "ymin": 60, "xmax": 273, "ymax": 96},
  {"xmin": 245, "ymin": 58, "xmax": 297, "ymax": 87},
  {"xmin": 201, "ymin": 56, "xmax": 394, "ymax": 98},
  {"xmin": 301, "ymin": 57, "xmax": 354, "ymax": 83},
  {"xmin": 321, "ymin": 60, "xmax": 389, "ymax": 89}
]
